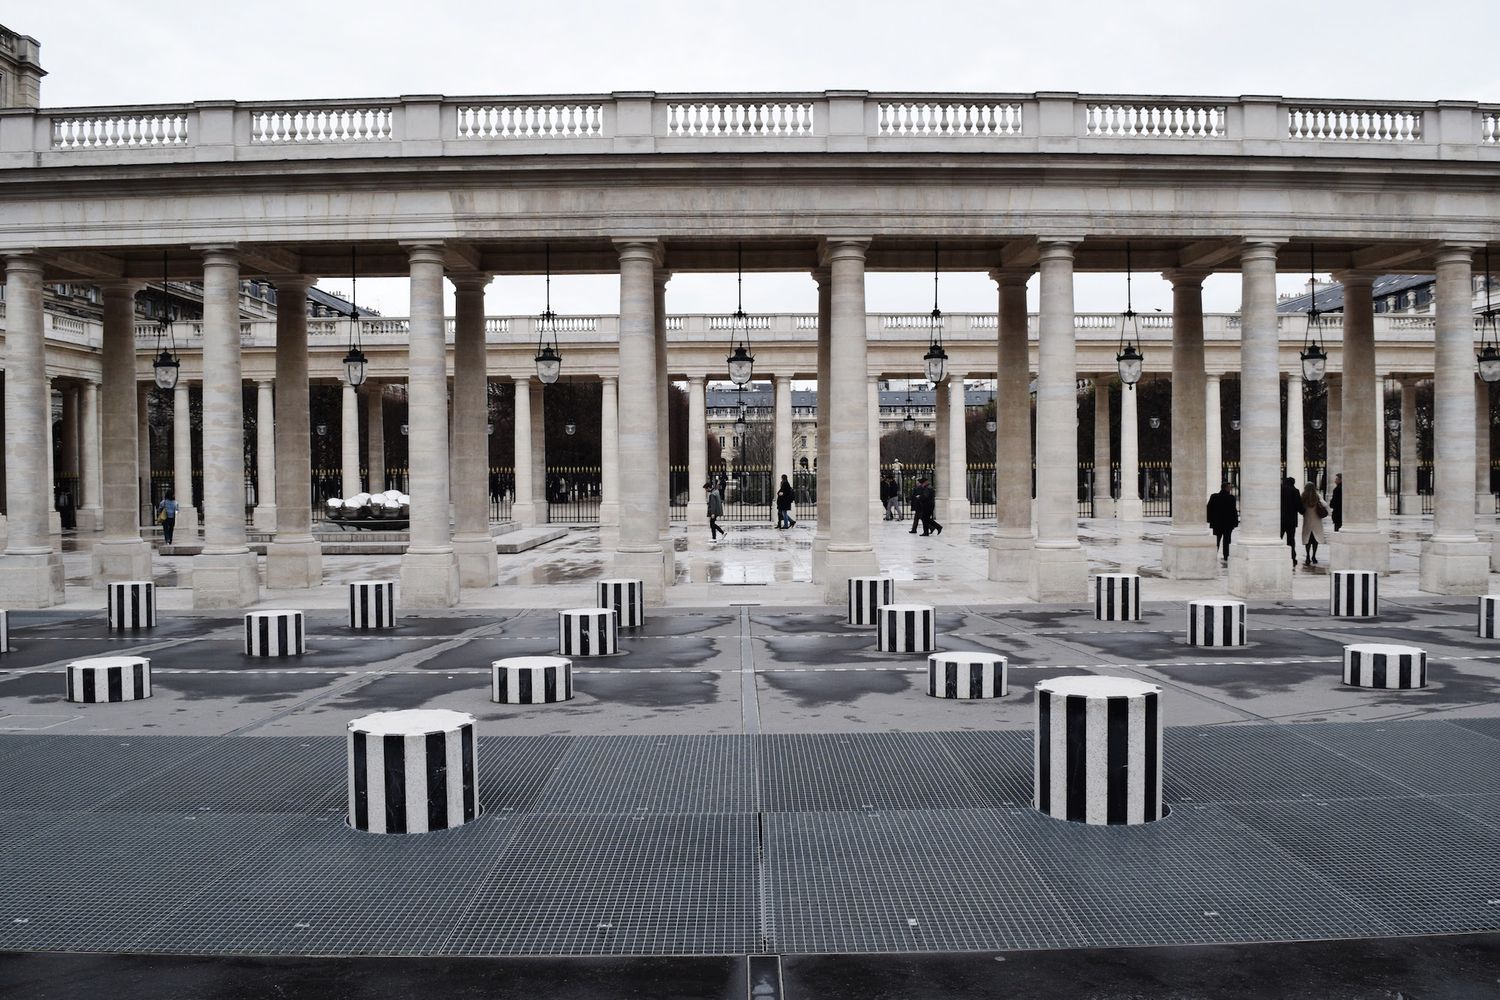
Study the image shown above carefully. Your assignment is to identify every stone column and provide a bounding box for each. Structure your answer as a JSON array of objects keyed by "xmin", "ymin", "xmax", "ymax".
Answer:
[
  {"xmin": 251, "ymin": 380, "xmax": 277, "ymax": 532},
  {"xmin": 366, "ymin": 386, "xmax": 386, "ymax": 493},
  {"xmin": 398, "ymin": 245, "xmax": 459, "ymax": 606},
  {"xmin": 1092, "ymin": 378, "xmax": 1113, "ymax": 517},
  {"xmin": 339, "ymin": 382, "xmax": 361, "ymax": 500},
  {"xmin": 266, "ymin": 278, "xmax": 321, "ymax": 589},
  {"xmin": 600, "ymin": 375, "xmax": 622, "ymax": 536},
  {"xmin": 1228, "ymin": 242, "xmax": 1293, "ymax": 598},
  {"xmin": 685, "ymin": 376, "xmax": 706, "ymax": 529},
  {"xmin": 1476, "ymin": 379, "xmax": 1491, "ymax": 514},
  {"xmin": 90, "ymin": 281, "xmax": 151, "ymax": 587},
  {"xmin": 451, "ymin": 274, "xmax": 497, "ymax": 588},
  {"xmin": 530, "ymin": 380, "xmax": 546, "ymax": 511},
  {"xmin": 942, "ymin": 373, "xmax": 970, "ymax": 534},
  {"xmin": 775, "ymin": 374, "xmax": 795, "ymax": 491},
  {"xmin": 1205, "ymin": 374, "xmax": 1222, "ymax": 497},
  {"xmin": 1117, "ymin": 376, "xmax": 1142, "ymax": 520},
  {"xmin": 135, "ymin": 383, "xmax": 150, "ymax": 530},
  {"xmin": 1376, "ymin": 378, "xmax": 1389, "ymax": 515},
  {"xmin": 1326, "ymin": 375, "xmax": 1343, "ymax": 486},
  {"xmin": 170, "ymin": 380, "xmax": 199, "ymax": 540},
  {"xmin": 989, "ymin": 269, "xmax": 1034, "ymax": 581},
  {"xmin": 811, "ymin": 267, "xmax": 833, "ymax": 583},
  {"xmin": 1399, "ymin": 377, "xmax": 1420, "ymax": 514},
  {"xmin": 1031, "ymin": 241, "xmax": 1088, "ymax": 601},
  {"xmin": 192, "ymin": 249, "xmax": 259, "ymax": 607},
  {"xmin": 821, "ymin": 239, "xmax": 879, "ymax": 600},
  {"xmin": 511, "ymin": 377, "xmax": 537, "ymax": 526},
  {"xmin": 654, "ymin": 272, "xmax": 673, "ymax": 569},
  {"xmin": 0, "ymin": 255, "xmax": 65, "ymax": 605},
  {"xmin": 867, "ymin": 377, "xmax": 882, "ymax": 523},
  {"xmin": 1162, "ymin": 271, "xmax": 1217, "ymax": 578},
  {"xmin": 1330, "ymin": 273, "xmax": 1387, "ymax": 571},
  {"xmin": 1285, "ymin": 373, "xmax": 1304, "ymax": 485},
  {"xmin": 1421, "ymin": 246, "xmax": 1488, "ymax": 593},
  {"xmin": 77, "ymin": 380, "xmax": 102, "ymax": 532},
  {"xmin": 60, "ymin": 386, "xmax": 79, "ymax": 496},
  {"xmin": 934, "ymin": 375, "xmax": 949, "ymax": 514},
  {"xmin": 612, "ymin": 240, "xmax": 667, "ymax": 598}
]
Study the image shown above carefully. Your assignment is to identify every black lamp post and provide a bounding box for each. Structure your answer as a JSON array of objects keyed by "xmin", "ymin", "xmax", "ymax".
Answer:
[
  {"xmin": 923, "ymin": 242, "xmax": 948, "ymax": 384},
  {"xmin": 536, "ymin": 244, "xmax": 562, "ymax": 385},
  {"xmin": 151, "ymin": 251, "xmax": 180, "ymax": 391},
  {"xmin": 1116, "ymin": 243, "xmax": 1143, "ymax": 388},
  {"xmin": 1300, "ymin": 245, "xmax": 1328, "ymax": 384},
  {"xmin": 342, "ymin": 246, "xmax": 368, "ymax": 388}
]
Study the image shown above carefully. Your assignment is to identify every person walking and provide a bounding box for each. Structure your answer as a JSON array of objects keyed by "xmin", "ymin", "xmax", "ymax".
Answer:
[
  {"xmin": 1280, "ymin": 477, "xmax": 1303, "ymax": 566},
  {"xmin": 704, "ymin": 481, "xmax": 726, "ymax": 541},
  {"xmin": 880, "ymin": 473, "xmax": 899, "ymax": 520},
  {"xmin": 156, "ymin": 491, "xmax": 180, "ymax": 546},
  {"xmin": 909, "ymin": 476, "xmax": 942, "ymax": 536},
  {"xmin": 1299, "ymin": 481, "xmax": 1330, "ymax": 566},
  {"xmin": 775, "ymin": 474, "xmax": 797, "ymax": 529},
  {"xmin": 1330, "ymin": 472, "xmax": 1343, "ymax": 531},
  {"xmin": 1205, "ymin": 482, "xmax": 1238, "ymax": 562}
]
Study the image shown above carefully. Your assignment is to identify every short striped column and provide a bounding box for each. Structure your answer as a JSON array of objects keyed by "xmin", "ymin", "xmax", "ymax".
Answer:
[
  {"xmin": 1331, "ymin": 570, "xmax": 1379, "ymax": 618},
  {"xmin": 1478, "ymin": 596, "xmax": 1500, "ymax": 638},
  {"xmin": 1188, "ymin": 599, "xmax": 1247, "ymax": 647},
  {"xmin": 244, "ymin": 610, "xmax": 306, "ymax": 657},
  {"xmin": 1034, "ymin": 676, "xmax": 1164, "ymax": 826},
  {"xmin": 596, "ymin": 578, "xmax": 645, "ymax": 628},
  {"xmin": 1094, "ymin": 573, "xmax": 1141, "ymax": 622},
  {"xmin": 559, "ymin": 608, "xmax": 618, "ymax": 657},
  {"xmin": 1343, "ymin": 643, "xmax": 1427, "ymax": 689},
  {"xmin": 492, "ymin": 655, "xmax": 574, "ymax": 704},
  {"xmin": 876, "ymin": 603, "xmax": 937, "ymax": 653},
  {"xmin": 848, "ymin": 575, "xmax": 895, "ymax": 627},
  {"xmin": 927, "ymin": 651, "xmax": 1007, "ymax": 699},
  {"xmin": 349, "ymin": 581, "xmax": 397, "ymax": 630},
  {"xmin": 0, "ymin": 610, "xmax": 8, "ymax": 653},
  {"xmin": 347, "ymin": 709, "xmax": 479, "ymax": 835},
  {"xmin": 106, "ymin": 581, "xmax": 156, "ymax": 631},
  {"xmin": 66, "ymin": 656, "xmax": 152, "ymax": 703}
]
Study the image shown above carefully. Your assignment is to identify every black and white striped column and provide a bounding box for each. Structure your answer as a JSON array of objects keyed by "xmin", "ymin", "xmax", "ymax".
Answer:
[
  {"xmin": 1331, "ymin": 570, "xmax": 1379, "ymax": 618},
  {"xmin": 1478, "ymin": 596, "xmax": 1500, "ymax": 638},
  {"xmin": 0, "ymin": 609, "xmax": 8, "ymax": 653},
  {"xmin": 1094, "ymin": 573, "xmax": 1141, "ymax": 622},
  {"xmin": 349, "ymin": 581, "xmax": 397, "ymax": 630},
  {"xmin": 927, "ymin": 651, "xmax": 1007, "ymax": 699},
  {"xmin": 876, "ymin": 603, "xmax": 937, "ymax": 653},
  {"xmin": 492, "ymin": 655, "xmax": 574, "ymax": 704},
  {"xmin": 244, "ymin": 610, "xmax": 306, "ymax": 657},
  {"xmin": 847, "ymin": 575, "xmax": 895, "ymax": 627},
  {"xmin": 559, "ymin": 608, "xmax": 618, "ymax": 657},
  {"xmin": 596, "ymin": 578, "xmax": 645, "ymax": 628},
  {"xmin": 1188, "ymin": 599, "xmax": 1247, "ymax": 647},
  {"xmin": 1343, "ymin": 643, "xmax": 1427, "ymax": 689},
  {"xmin": 347, "ymin": 709, "xmax": 479, "ymax": 835},
  {"xmin": 1034, "ymin": 675, "xmax": 1163, "ymax": 826},
  {"xmin": 66, "ymin": 656, "xmax": 151, "ymax": 703},
  {"xmin": 106, "ymin": 581, "xmax": 155, "ymax": 631}
]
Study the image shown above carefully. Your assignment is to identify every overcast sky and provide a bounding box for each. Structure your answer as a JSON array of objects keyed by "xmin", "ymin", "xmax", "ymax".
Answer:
[{"xmin": 14, "ymin": 0, "xmax": 1494, "ymax": 319}]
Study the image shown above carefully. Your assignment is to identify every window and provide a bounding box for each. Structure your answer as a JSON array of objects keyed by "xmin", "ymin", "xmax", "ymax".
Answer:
[
  {"xmin": 719, "ymin": 436, "xmax": 725, "ymax": 448},
  {"xmin": 800, "ymin": 435, "xmax": 807, "ymax": 447}
]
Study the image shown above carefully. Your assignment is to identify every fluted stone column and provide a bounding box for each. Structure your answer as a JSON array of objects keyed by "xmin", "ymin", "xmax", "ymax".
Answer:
[
  {"xmin": 530, "ymin": 380, "xmax": 546, "ymax": 511},
  {"xmin": 135, "ymin": 383, "xmax": 149, "ymax": 531},
  {"xmin": 989, "ymin": 269, "xmax": 1034, "ymax": 581},
  {"xmin": 1331, "ymin": 273, "xmax": 1387, "ymax": 572},
  {"xmin": 90, "ymin": 281, "xmax": 151, "ymax": 587},
  {"xmin": 511, "ymin": 377, "xmax": 537, "ymax": 526},
  {"xmin": 1399, "ymin": 377, "xmax": 1420, "ymax": 514},
  {"xmin": 451, "ymin": 275, "xmax": 497, "ymax": 588},
  {"xmin": 942, "ymin": 373, "xmax": 969, "ymax": 534},
  {"xmin": 77, "ymin": 380, "xmax": 102, "ymax": 532},
  {"xmin": 192, "ymin": 249, "xmax": 259, "ymax": 607},
  {"xmin": 934, "ymin": 375, "xmax": 949, "ymax": 515},
  {"xmin": 397, "ymin": 246, "xmax": 459, "ymax": 606},
  {"xmin": 171, "ymin": 380, "xmax": 199, "ymax": 540},
  {"xmin": 654, "ymin": 272, "xmax": 673, "ymax": 574},
  {"xmin": 1117, "ymin": 376, "xmax": 1142, "ymax": 521},
  {"xmin": 1476, "ymin": 380, "xmax": 1491, "ymax": 514},
  {"xmin": 775, "ymin": 374, "xmax": 795, "ymax": 492},
  {"xmin": 1093, "ymin": 378, "xmax": 1113, "ymax": 517},
  {"xmin": 1162, "ymin": 271, "xmax": 1217, "ymax": 578},
  {"xmin": 1205, "ymin": 374, "xmax": 1223, "ymax": 498},
  {"xmin": 1421, "ymin": 247, "xmax": 1488, "ymax": 593},
  {"xmin": 1377, "ymin": 377, "xmax": 1390, "ymax": 516},
  {"xmin": 1031, "ymin": 242, "xmax": 1087, "ymax": 601},
  {"xmin": 1285, "ymin": 373, "xmax": 1304, "ymax": 485},
  {"xmin": 685, "ymin": 376, "xmax": 706, "ymax": 529},
  {"xmin": 366, "ymin": 386, "xmax": 386, "ymax": 493},
  {"xmin": 867, "ymin": 376, "xmax": 881, "ymax": 522},
  {"xmin": 1327, "ymin": 375, "xmax": 1343, "ymax": 486},
  {"xmin": 266, "ymin": 278, "xmax": 320, "ymax": 589},
  {"xmin": 1229, "ymin": 242, "xmax": 1293, "ymax": 598},
  {"xmin": 600, "ymin": 375, "xmax": 623, "ymax": 536},
  {"xmin": 613, "ymin": 240, "xmax": 667, "ymax": 599},
  {"xmin": 821, "ymin": 239, "xmax": 878, "ymax": 601},
  {"xmin": 812, "ymin": 267, "xmax": 833, "ymax": 583},
  {"xmin": 1, "ymin": 256, "xmax": 65, "ymax": 605},
  {"xmin": 251, "ymin": 380, "xmax": 277, "ymax": 532}
]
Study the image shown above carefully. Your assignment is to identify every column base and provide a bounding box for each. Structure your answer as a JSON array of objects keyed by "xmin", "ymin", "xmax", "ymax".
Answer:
[
  {"xmin": 511, "ymin": 500, "xmax": 539, "ymax": 527},
  {"xmin": 987, "ymin": 531, "xmax": 1034, "ymax": 583},
  {"xmin": 399, "ymin": 549, "xmax": 460, "ymax": 608},
  {"xmin": 1026, "ymin": 543, "xmax": 1088, "ymax": 603},
  {"xmin": 192, "ymin": 550, "xmax": 260, "ymax": 609},
  {"xmin": 612, "ymin": 546, "xmax": 667, "ymax": 604},
  {"xmin": 822, "ymin": 544, "xmax": 880, "ymax": 604},
  {"xmin": 75, "ymin": 506, "xmax": 102, "ymax": 533},
  {"xmin": 1093, "ymin": 498, "xmax": 1116, "ymax": 519},
  {"xmin": 599, "ymin": 500, "xmax": 621, "ymax": 530},
  {"xmin": 90, "ymin": 537, "xmax": 153, "ymax": 587},
  {"xmin": 1479, "ymin": 494, "xmax": 1495, "ymax": 516},
  {"xmin": 1116, "ymin": 497, "xmax": 1144, "ymax": 521},
  {"xmin": 0, "ymin": 551, "xmax": 65, "ymax": 607},
  {"xmin": 937, "ymin": 501, "xmax": 971, "ymax": 534},
  {"xmin": 252, "ymin": 504, "xmax": 278, "ymax": 533},
  {"xmin": 1420, "ymin": 537, "xmax": 1491, "ymax": 596},
  {"xmin": 453, "ymin": 533, "xmax": 498, "ymax": 588},
  {"xmin": 265, "ymin": 537, "xmax": 323, "ymax": 589},
  {"xmin": 1330, "ymin": 527, "xmax": 1390, "ymax": 573},
  {"xmin": 811, "ymin": 531, "xmax": 829, "ymax": 585},
  {"xmin": 1227, "ymin": 539, "xmax": 1293, "ymax": 599},
  {"xmin": 1400, "ymin": 493, "xmax": 1422, "ymax": 516},
  {"xmin": 1161, "ymin": 530, "xmax": 1219, "ymax": 580},
  {"xmin": 48, "ymin": 511, "xmax": 62, "ymax": 536}
]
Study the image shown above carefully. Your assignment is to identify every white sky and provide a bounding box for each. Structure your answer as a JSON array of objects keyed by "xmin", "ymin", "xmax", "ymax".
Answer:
[{"xmin": 14, "ymin": 0, "xmax": 1495, "ymax": 318}]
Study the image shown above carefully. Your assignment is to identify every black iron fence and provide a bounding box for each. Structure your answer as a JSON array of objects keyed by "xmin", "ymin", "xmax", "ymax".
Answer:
[{"xmin": 546, "ymin": 466, "xmax": 601, "ymax": 524}]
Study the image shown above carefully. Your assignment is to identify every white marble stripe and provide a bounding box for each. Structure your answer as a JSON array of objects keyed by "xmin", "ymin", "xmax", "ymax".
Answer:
[
  {"xmin": 366, "ymin": 734, "xmax": 387, "ymax": 835},
  {"xmin": 445, "ymin": 727, "xmax": 464, "ymax": 829},
  {"xmin": 346, "ymin": 731, "xmax": 358, "ymax": 829},
  {"xmin": 403, "ymin": 731, "xmax": 427, "ymax": 834},
  {"xmin": 1084, "ymin": 696, "xmax": 1107, "ymax": 825},
  {"xmin": 1048, "ymin": 695, "xmax": 1067, "ymax": 819},
  {"xmin": 1128, "ymin": 695, "xmax": 1146, "ymax": 825}
]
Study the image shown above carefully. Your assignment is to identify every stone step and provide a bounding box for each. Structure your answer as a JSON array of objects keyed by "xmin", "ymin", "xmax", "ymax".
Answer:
[{"xmin": 495, "ymin": 526, "xmax": 570, "ymax": 553}]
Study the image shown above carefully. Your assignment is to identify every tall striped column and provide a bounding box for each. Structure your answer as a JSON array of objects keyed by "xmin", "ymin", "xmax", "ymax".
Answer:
[
  {"xmin": 1331, "ymin": 570, "xmax": 1379, "ymax": 617},
  {"xmin": 1188, "ymin": 599, "xmax": 1246, "ymax": 647},
  {"xmin": 349, "ymin": 581, "xmax": 397, "ymax": 630},
  {"xmin": 1034, "ymin": 676, "xmax": 1163, "ymax": 825},
  {"xmin": 596, "ymin": 578, "xmax": 645, "ymax": 628},
  {"xmin": 1093, "ymin": 573, "xmax": 1141, "ymax": 621},
  {"xmin": 106, "ymin": 581, "xmax": 156, "ymax": 630},
  {"xmin": 347, "ymin": 709, "xmax": 478, "ymax": 834}
]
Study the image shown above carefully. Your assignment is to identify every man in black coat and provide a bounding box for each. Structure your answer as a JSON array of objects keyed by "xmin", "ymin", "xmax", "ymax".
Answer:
[
  {"xmin": 1330, "ymin": 473, "xmax": 1343, "ymax": 531},
  {"xmin": 1205, "ymin": 482, "xmax": 1239, "ymax": 561},
  {"xmin": 908, "ymin": 477, "xmax": 942, "ymax": 536},
  {"xmin": 1280, "ymin": 476, "xmax": 1303, "ymax": 566}
]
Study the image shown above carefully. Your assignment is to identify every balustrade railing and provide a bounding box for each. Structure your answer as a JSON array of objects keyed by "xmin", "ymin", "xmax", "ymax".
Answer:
[
  {"xmin": 877, "ymin": 101, "xmax": 1022, "ymax": 136},
  {"xmin": 51, "ymin": 112, "xmax": 189, "ymax": 149},
  {"xmin": 1287, "ymin": 105, "xmax": 1422, "ymax": 142},
  {"xmin": 250, "ymin": 107, "xmax": 393, "ymax": 144},
  {"xmin": 1485, "ymin": 112, "xmax": 1500, "ymax": 144},
  {"xmin": 1085, "ymin": 102, "xmax": 1226, "ymax": 138},
  {"xmin": 665, "ymin": 101, "xmax": 814, "ymax": 137},
  {"xmin": 457, "ymin": 103, "xmax": 604, "ymax": 139}
]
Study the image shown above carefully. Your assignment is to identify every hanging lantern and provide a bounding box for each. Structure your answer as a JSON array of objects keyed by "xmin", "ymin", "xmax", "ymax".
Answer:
[
  {"xmin": 343, "ymin": 246, "xmax": 368, "ymax": 387},
  {"xmin": 726, "ymin": 243, "xmax": 755, "ymax": 385},
  {"xmin": 733, "ymin": 385, "xmax": 749, "ymax": 436},
  {"xmin": 1300, "ymin": 246, "xmax": 1329, "ymax": 384},
  {"xmin": 151, "ymin": 251, "xmax": 181, "ymax": 391},
  {"xmin": 901, "ymin": 383, "xmax": 917, "ymax": 432},
  {"xmin": 1116, "ymin": 243, "xmax": 1143, "ymax": 388},
  {"xmin": 923, "ymin": 242, "xmax": 949, "ymax": 384},
  {"xmin": 536, "ymin": 243, "xmax": 563, "ymax": 385}
]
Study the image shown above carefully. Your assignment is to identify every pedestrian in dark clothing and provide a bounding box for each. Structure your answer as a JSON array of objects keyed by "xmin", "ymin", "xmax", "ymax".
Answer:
[
  {"xmin": 704, "ymin": 481, "xmax": 726, "ymax": 540},
  {"xmin": 909, "ymin": 477, "xmax": 942, "ymax": 536},
  {"xmin": 775, "ymin": 474, "xmax": 797, "ymax": 529},
  {"xmin": 1280, "ymin": 477, "xmax": 1303, "ymax": 565},
  {"xmin": 880, "ymin": 474, "xmax": 899, "ymax": 520},
  {"xmin": 1330, "ymin": 473, "xmax": 1343, "ymax": 531},
  {"xmin": 1205, "ymin": 482, "xmax": 1238, "ymax": 561}
]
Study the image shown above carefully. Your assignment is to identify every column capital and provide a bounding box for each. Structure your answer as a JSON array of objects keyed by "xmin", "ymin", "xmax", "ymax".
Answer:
[
  {"xmin": 4, "ymin": 252, "xmax": 43, "ymax": 276},
  {"xmin": 97, "ymin": 278, "xmax": 145, "ymax": 296},
  {"xmin": 448, "ymin": 272, "xmax": 492, "ymax": 293},
  {"xmin": 1330, "ymin": 269, "xmax": 1380, "ymax": 289},
  {"xmin": 195, "ymin": 245, "xmax": 239, "ymax": 267},
  {"xmin": 988, "ymin": 267, "xmax": 1032, "ymax": 288},
  {"xmin": 774, "ymin": 373, "xmax": 792, "ymax": 385},
  {"xmin": 256, "ymin": 378, "xmax": 275, "ymax": 389},
  {"xmin": 1037, "ymin": 241, "xmax": 1077, "ymax": 263},
  {"xmin": 1239, "ymin": 240, "xmax": 1283, "ymax": 264},
  {"xmin": 405, "ymin": 243, "xmax": 446, "ymax": 267},
  {"xmin": 600, "ymin": 374, "xmax": 619, "ymax": 387},
  {"xmin": 269, "ymin": 274, "xmax": 317, "ymax": 291},
  {"xmin": 817, "ymin": 238, "xmax": 871, "ymax": 266},
  {"xmin": 1161, "ymin": 268, "xmax": 1210, "ymax": 287},
  {"xmin": 810, "ymin": 265, "xmax": 831, "ymax": 286},
  {"xmin": 612, "ymin": 238, "xmax": 663, "ymax": 266},
  {"xmin": 1435, "ymin": 245, "xmax": 1476, "ymax": 268},
  {"xmin": 686, "ymin": 374, "xmax": 705, "ymax": 387}
]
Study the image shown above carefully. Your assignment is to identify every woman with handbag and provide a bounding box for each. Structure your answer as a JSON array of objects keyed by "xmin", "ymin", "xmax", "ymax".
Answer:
[
  {"xmin": 156, "ymin": 492, "xmax": 180, "ymax": 545},
  {"xmin": 1299, "ymin": 481, "xmax": 1329, "ymax": 566}
]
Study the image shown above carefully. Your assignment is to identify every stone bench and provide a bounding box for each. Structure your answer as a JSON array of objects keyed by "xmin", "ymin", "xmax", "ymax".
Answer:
[
  {"xmin": 1188, "ymin": 599, "xmax": 1246, "ymax": 647},
  {"xmin": 1035, "ymin": 675, "xmax": 1164, "ymax": 826},
  {"xmin": 1331, "ymin": 570, "xmax": 1379, "ymax": 618},
  {"xmin": 877, "ymin": 603, "xmax": 937, "ymax": 653},
  {"xmin": 1094, "ymin": 573, "xmax": 1141, "ymax": 622},
  {"xmin": 495, "ymin": 526, "xmax": 570, "ymax": 554},
  {"xmin": 347, "ymin": 709, "xmax": 479, "ymax": 834},
  {"xmin": 244, "ymin": 610, "xmax": 306, "ymax": 657},
  {"xmin": 558, "ymin": 608, "xmax": 617, "ymax": 657},
  {"xmin": 597, "ymin": 578, "xmax": 645, "ymax": 628},
  {"xmin": 107, "ymin": 581, "xmax": 155, "ymax": 631},
  {"xmin": 927, "ymin": 651, "xmax": 1007, "ymax": 699},
  {"xmin": 349, "ymin": 581, "xmax": 397, "ymax": 630},
  {"xmin": 847, "ymin": 575, "xmax": 895, "ymax": 627},
  {"xmin": 66, "ymin": 656, "xmax": 151, "ymax": 703},
  {"xmin": 1343, "ymin": 643, "xmax": 1426, "ymax": 689},
  {"xmin": 493, "ymin": 655, "xmax": 574, "ymax": 704}
]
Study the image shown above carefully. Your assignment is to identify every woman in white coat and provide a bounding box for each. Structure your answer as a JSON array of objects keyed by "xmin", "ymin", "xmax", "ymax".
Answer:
[{"xmin": 1299, "ymin": 481, "xmax": 1330, "ymax": 566}]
